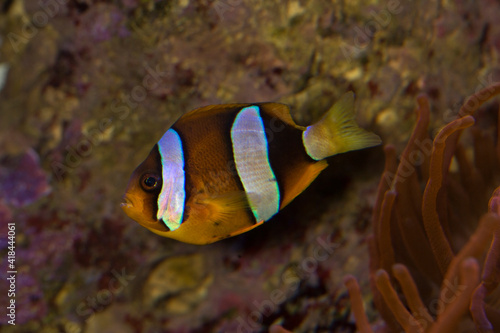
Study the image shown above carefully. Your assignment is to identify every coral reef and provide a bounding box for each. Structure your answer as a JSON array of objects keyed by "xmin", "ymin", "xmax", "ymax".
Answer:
[
  {"xmin": 345, "ymin": 84, "xmax": 500, "ymax": 332},
  {"xmin": 0, "ymin": 149, "xmax": 50, "ymax": 207},
  {"xmin": 1, "ymin": 0, "xmax": 500, "ymax": 332}
]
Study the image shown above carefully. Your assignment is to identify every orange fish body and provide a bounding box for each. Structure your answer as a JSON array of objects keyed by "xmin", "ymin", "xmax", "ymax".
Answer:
[{"xmin": 121, "ymin": 93, "xmax": 381, "ymax": 244}]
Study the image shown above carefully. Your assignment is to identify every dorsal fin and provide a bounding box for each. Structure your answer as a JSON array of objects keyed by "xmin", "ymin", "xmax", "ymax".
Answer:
[
  {"xmin": 181, "ymin": 103, "xmax": 250, "ymax": 119},
  {"xmin": 258, "ymin": 102, "xmax": 305, "ymax": 130},
  {"xmin": 179, "ymin": 102, "xmax": 305, "ymax": 131}
]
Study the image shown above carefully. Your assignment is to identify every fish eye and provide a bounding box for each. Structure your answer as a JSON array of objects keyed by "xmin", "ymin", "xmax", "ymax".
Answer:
[{"xmin": 141, "ymin": 173, "xmax": 161, "ymax": 192}]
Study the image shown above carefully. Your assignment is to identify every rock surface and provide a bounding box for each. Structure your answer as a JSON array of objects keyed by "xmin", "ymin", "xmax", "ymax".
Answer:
[{"xmin": 0, "ymin": 0, "xmax": 499, "ymax": 332}]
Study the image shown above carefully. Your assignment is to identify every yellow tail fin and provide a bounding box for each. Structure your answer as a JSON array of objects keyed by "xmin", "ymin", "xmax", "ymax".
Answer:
[{"xmin": 302, "ymin": 92, "xmax": 381, "ymax": 160}]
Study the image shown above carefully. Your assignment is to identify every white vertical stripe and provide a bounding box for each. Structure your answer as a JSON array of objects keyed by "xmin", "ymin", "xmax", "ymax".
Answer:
[
  {"xmin": 156, "ymin": 129, "xmax": 185, "ymax": 231},
  {"xmin": 231, "ymin": 106, "xmax": 280, "ymax": 222}
]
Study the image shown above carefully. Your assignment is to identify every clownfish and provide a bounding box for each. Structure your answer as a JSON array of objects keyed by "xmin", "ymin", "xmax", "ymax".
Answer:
[{"xmin": 121, "ymin": 92, "xmax": 381, "ymax": 244}]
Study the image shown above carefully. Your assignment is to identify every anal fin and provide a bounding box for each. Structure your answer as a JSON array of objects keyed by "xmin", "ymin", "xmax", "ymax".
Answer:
[{"xmin": 280, "ymin": 160, "xmax": 328, "ymax": 209}]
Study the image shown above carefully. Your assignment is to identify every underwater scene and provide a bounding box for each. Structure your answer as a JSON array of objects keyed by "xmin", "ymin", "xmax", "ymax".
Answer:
[{"xmin": 1, "ymin": 0, "xmax": 500, "ymax": 332}]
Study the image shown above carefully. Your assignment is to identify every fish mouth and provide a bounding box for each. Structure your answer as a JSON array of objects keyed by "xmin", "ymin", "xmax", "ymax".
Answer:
[{"xmin": 120, "ymin": 196, "xmax": 134, "ymax": 209}]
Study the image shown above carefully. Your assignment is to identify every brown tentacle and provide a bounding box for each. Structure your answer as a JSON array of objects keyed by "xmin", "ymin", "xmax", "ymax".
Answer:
[{"xmin": 422, "ymin": 116, "xmax": 475, "ymax": 274}]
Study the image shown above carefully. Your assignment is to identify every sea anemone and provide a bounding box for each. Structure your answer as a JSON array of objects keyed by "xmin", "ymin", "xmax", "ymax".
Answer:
[
  {"xmin": 344, "ymin": 84, "xmax": 500, "ymax": 333},
  {"xmin": 261, "ymin": 85, "xmax": 500, "ymax": 333}
]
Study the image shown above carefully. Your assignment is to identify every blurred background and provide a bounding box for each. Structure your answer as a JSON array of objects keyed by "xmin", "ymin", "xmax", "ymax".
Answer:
[{"xmin": 0, "ymin": 0, "xmax": 499, "ymax": 332}]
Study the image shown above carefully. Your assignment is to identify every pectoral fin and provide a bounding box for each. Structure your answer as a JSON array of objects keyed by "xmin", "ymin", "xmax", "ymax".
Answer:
[{"xmin": 191, "ymin": 191, "xmax": 250, "ymax": 227}]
